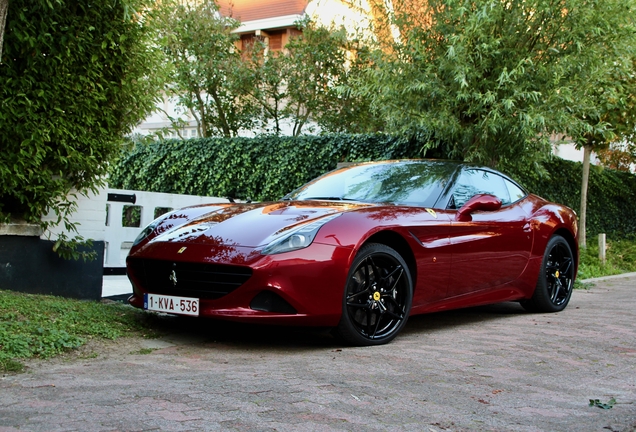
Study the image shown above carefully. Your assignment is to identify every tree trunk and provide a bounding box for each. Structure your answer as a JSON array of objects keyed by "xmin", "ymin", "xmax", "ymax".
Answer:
[
  {"xmin": 0, "ymin": 0, "xmax": 8, "ymax": 63},
  {"xmin": 579, "ymin": 141, "xmax": 593, "ymax": 248}
]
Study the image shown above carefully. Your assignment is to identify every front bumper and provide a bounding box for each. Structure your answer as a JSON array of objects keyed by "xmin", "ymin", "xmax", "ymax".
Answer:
[{"xmin": 127, "ymin": 242, "xmax": 354, "ymax": 327}]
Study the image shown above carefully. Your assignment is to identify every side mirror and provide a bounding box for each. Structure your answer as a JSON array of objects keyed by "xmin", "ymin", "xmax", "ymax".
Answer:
[{"xmin": 456, "ymin": 194, "xmax": 502, "ymax": 221}]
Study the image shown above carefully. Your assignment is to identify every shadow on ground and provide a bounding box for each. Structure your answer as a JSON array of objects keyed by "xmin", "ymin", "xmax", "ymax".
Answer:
[{"xmin": 139, "ymin": 301, "xmax": 530, "ymax": 350}]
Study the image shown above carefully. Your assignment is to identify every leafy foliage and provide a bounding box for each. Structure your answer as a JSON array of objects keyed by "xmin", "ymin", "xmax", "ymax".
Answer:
[
  {"xmin": 156, "ymin": 0, "xmax": 256, "ymax": 137},
  {"xmin": 0, "ymin": 290, "xmax": 155, "ymax": 372},
  {"xmin": 597, "ymin": 142, "xmax": 636, "ymax": 172},
  {"xmin": 108, "ymin": 134, "xmax": 425, "ymax": 201},
  {"xmin": 0, "ymin": 0, "xmax": 163, "ymax": 255},
  {"xmin": 514, "ymin": 157, "xmax": 636, "ymax": 239},
  {"xmin": 277, "ymin": 19, "xmax": 381, "ymax": 135},
  {"xmin": 578, "ymin": 238, "xmax": 636, "ymax": 280},
  {"xmin": 109, "ymin": 135, "xmax": 636, "ymax": 239},
  {"xmin": 356, "ymin": 0, "xmax": 636, "ymax": 169},
  {"xmin": 243, "ymin": 45, "xmax": 289, "ymax": 135}
]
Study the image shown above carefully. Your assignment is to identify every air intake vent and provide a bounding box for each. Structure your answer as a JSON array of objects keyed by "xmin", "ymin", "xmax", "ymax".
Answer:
[
  {"xmin": 128, "ymin": 258, "xmax": 252, "ymax": 300},
  {"xmin": 250, "ymin": 291, "xmax": 297, "ymax": 314}
]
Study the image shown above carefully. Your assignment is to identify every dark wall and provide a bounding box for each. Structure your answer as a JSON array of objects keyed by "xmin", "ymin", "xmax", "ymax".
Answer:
[{"xmin": 0, "ymin": 236, "xmax": 104, "ymax": 300}]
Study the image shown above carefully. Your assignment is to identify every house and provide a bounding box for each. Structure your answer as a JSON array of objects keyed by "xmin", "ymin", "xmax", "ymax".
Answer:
[
  {"xmin": 218, "ymin": 0, "xmax": 307, "ymax": 53},
  {"xmin": 133, "ymin": 0, "xmax": 317, "ymax": 138}
]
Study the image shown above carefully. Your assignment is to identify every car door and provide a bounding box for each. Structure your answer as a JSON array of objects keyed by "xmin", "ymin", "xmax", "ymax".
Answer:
[{"xmin": 445, "ymin": 168, "xmax": 532, "ymax": 298}]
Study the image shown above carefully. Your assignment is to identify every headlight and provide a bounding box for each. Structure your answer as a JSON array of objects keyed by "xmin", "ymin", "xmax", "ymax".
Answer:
[{"xmin": 261, "ymin": 214, "xmax": 341, "ymax": 255}]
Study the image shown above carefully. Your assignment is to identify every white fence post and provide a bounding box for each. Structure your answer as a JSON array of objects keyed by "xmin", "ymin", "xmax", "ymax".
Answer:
[{"xmin": 598, "ymin": 233, "xmax": 606, "ymax": 265}]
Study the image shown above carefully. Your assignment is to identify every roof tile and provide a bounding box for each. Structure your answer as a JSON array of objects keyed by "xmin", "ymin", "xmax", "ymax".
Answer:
[{"xmin": 218, "ymin": 0, "xmax": 309, "ymax": 22}]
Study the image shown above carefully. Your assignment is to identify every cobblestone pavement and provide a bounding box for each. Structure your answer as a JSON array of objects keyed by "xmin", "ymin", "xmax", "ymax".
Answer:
[{"xmin": 1, "ymin": 277, "xmax": 635, "ymax": 432}]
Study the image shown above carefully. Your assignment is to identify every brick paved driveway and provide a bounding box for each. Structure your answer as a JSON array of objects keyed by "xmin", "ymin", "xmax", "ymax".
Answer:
[{"xmin": 1, "ymin": 276, "xmax": 635, "ymax": 431}]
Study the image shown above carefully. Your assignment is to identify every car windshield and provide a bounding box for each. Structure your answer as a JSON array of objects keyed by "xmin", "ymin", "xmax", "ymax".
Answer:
[{"xmin": 284, "ymin": 161, "xmax": 457, "ymax": 207}]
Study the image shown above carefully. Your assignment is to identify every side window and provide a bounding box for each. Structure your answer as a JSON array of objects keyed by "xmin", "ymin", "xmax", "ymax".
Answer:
[
  {"xmin": 505, "ymin": 179, "xmax": 526, "ymax": 203},
  {"xmin": 449, "ymin": 169, "xmax": 511, "ymax": 209}
]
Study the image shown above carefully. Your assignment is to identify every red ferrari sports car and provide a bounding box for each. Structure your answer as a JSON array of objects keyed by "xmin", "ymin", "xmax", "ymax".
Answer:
[{"xmin": 127, "ymin": 160, "xmax": 578, "ymax": 345}]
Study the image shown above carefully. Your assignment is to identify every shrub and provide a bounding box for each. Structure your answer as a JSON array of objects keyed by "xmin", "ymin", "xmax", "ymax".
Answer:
[
  {"xmin": 109, "ymin": 134, "xmax": 423, "ymax": 201},
  {"xmin": 0, "ymin": 0, "xmax": 163, "ymax": 258},
  {"xmin": 109, "ymin": 135, "xmax": 636, "ymax": 239},
  {"xmin": 513, "ymin": 158, "xmax": 636, "ymax": 239}
]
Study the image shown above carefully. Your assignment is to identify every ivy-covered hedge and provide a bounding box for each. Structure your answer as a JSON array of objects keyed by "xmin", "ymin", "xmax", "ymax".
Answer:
[
  {"xmin": 514, "ymin": 158, "xmax": 636, "ymax": 239},
  {"xmin": 109, "ymin": 135, "xmax": 636, "ymax": 238},
  {"xmin": 109, "ymin": 134, "xmax": 425, "ymax": 201}
]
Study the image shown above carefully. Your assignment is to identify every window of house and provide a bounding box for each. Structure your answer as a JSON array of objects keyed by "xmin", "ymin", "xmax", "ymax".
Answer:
[
  {"xmin": 268, "ymin": 32, "xmax": 283, "ymax": 51},
  {"xmin": 241, "ymin": 34, "xmax": 257, "ymax": 51}
]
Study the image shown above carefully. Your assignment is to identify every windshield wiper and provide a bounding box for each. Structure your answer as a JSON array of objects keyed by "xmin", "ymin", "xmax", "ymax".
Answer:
[
  {"xmin": 301, "ymin": 196, "xmax": 343, "ymax": 200},
  {"xmin": 300, "ymin": 196, "xmax": 362, "ymax": 202}
]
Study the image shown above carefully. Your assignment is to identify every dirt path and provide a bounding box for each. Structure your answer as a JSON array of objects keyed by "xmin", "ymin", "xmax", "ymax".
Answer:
[{"xmin": 1, "ymin": 277, "xmax": 635, "ymax": 431}]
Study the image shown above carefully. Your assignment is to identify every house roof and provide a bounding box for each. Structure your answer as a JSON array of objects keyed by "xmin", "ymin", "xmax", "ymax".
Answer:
[{"xmin": 218, "ymin": 0, "xmax": 310, "ymax": 22}]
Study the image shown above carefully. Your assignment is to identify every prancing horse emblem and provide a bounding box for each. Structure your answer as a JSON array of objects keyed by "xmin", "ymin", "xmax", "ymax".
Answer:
[{"xmin": 169, "ymin": 270, "xmax": 178, "ymax": 287}]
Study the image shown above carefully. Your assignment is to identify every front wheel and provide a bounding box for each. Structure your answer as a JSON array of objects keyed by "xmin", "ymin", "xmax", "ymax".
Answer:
[
  {"xmin": 522, "ymin": 235, "xmax": 575, "ymax": 313},
  {"xmin": 335, "ymin": 243, "xmax": 413, "ymax": 346}
]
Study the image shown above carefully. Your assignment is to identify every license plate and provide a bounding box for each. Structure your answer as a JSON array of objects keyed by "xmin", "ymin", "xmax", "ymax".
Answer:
[{"xmin": 144, "ymin": 293, "xmax": 199, "ymax": 316}]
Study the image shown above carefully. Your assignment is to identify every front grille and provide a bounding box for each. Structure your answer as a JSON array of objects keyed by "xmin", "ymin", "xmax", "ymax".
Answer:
[{"xmin": 128, "ymin": 258, "xmax": 252, "ymax": 300}]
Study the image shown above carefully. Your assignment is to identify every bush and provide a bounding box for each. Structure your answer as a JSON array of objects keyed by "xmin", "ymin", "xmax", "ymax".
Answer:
[
  {"xmin": 109, "ymin": 134, "xmax": 424, "ymax": 201},
  {"xmin": 109, "ymin": 135, "xmax": 636, "ymax": 239},
  {"xmin": 0, "ymin": 290, "xmax": 156, "ymax": 372},
  {"xmin": 513, "ymin": 158, "xmax": 636, "ymax": 239},
  {"xmin": 0, "ymin": 0, "xmax": 162, "ymax": 250}
]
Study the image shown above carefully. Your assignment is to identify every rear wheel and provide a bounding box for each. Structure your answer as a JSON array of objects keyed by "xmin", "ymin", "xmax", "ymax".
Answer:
[
  {"xmin": 335, "ymin": 243, "xmax": 413, "ymax": 346},
  {"xmin": 522, "ymin": 235, "xmax": 574, "ymax": 313}
]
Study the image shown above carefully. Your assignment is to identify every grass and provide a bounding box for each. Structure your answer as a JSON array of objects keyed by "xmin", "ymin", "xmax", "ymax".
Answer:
[
  {"xmin": 577, "ymin": 237, "xmax": 636, "ymax": 281},
  {"xmin": 0, "ymin": 290, "xmax": 157, "ymax": 373},
  {"xmin": 130, "ymin": 347, "xmax": 156, "ymax": 355},
  {"xmin": 1, "ymin": 237, "xmax": 634, "ymax": 372}
]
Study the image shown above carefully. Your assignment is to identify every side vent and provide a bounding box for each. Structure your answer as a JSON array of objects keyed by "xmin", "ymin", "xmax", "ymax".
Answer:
[{"xmin": 250, "ymin": 291, "xmax": 297, "ymax": 314}]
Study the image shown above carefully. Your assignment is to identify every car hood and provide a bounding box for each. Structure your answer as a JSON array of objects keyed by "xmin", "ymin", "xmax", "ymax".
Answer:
[{"xmin": 149, "ymin": 200, "xmax": 372, "ymax": 248}]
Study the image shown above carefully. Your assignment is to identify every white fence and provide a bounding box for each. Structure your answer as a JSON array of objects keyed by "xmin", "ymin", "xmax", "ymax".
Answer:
[{"xmin": 42, "ymin": 188, "xmax": 228, "ymax": 269}]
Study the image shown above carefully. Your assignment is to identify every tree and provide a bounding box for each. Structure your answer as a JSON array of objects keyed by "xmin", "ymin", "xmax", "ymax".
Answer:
[
  {"xmin": 282, "ymin": 20, "xmax": 363, "ymax": 135},
  {"xmin": 260, "ymin": 19, "xmax": 381, "ymax": 136},
  {"xmin": 0, "ymin": 0, "xmax": 164, "ymax": 257},
  {"xmin": 299, "ymin": 30, "xmax": 384, "ymax": 134},
  {"xmin": 569, "ymin": 53, "xmax": 636, "ymax": 247},
  {"xmin": 0, "ymin": 0, "xmax": 7, "ymax": 61},
  {"xmin": 242, "ymin": 43, "xmax": 289, "ymax": 135},
  {"xmin": 356, "ymin": 0, "xmax": 636, "ymax": 170},
  {"xmin": 233, "ymin": 18, "xmax": 380, "ymax": 136},
  {"xmin": 156, "ymin": 0, "xmax": 257, "ymax": 137}
]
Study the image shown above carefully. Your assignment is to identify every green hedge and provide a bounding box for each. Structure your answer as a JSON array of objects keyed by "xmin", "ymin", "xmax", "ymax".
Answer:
[
  {"xmin": 109, "ymin": 134, "xmax": 424, "ymax": 201},
  {"xmin": 109, "ymin": 135, "xmax": 636, "ymax": 238},
  {"xmin": 514, "ymin": 158, "xmax": 636, "ymax": 239}
]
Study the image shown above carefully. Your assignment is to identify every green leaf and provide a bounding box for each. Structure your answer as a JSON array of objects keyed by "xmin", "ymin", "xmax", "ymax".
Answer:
[{"xmin": 589, "ymin": 398, "xmax": 617, "ymax": 409}]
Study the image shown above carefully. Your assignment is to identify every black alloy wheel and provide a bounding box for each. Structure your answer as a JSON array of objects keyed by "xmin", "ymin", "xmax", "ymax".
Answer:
[
  {"xmin": 522, "ymin": 235, "xmax": 575, "ymax": 313},
  {"xmin": 336, "ymin": 243, "xmax": 413, "ymax": 346}
]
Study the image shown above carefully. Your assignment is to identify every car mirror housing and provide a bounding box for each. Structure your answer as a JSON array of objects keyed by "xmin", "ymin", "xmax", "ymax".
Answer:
[{"xmin": 456, "ymin": 194, "xmax": 502, "ymax": 222}]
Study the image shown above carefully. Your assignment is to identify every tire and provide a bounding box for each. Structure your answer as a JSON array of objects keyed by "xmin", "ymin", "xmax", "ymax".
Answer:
[
  {"xmin": 335, "ymin": 243, "xmax": 413, "ymax": 346},
  {"xmin": 522, "ymin": 235, "xmax": 574, "ymax": 313}
]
